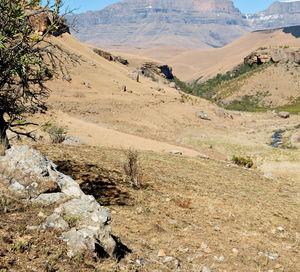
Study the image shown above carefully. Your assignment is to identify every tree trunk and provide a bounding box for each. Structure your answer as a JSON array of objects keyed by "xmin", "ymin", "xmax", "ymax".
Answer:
[{"xmin": 0, "ymin": 113, "xmax": 9, "ymax": 155}]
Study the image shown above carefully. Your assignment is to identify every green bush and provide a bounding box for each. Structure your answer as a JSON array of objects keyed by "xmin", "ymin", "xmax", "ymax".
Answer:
[{"xmin": 232, "ymin": 155, "xmax": 254, "ymax": 168}]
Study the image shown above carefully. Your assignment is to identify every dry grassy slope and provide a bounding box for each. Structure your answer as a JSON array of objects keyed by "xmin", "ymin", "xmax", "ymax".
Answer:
[
  {"xmin": 32, "ymin": 33, "xmax": 300, "ymax": 183},
  {"xmin": 215, "ymin": 61, "xmax": 300, "ymax": 107},
  {"xmin": 2, "ymin": 143, "xmax": 299, "ymax": 271},
  {"xmin": 165, "ymin": 28, "xmax": 300, "ymax": 82},
  {"xmin": 1, "ymin": 29, "xmax": 300, "ymax": 272}
]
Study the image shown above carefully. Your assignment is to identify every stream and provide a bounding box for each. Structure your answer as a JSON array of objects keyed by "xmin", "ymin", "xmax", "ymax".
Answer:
[{"xmin": 269, "ymin": 130, "xmax": 285, "ymax": 148}]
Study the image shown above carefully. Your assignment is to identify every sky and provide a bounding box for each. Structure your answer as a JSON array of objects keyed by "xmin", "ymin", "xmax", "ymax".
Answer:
[{"xmin": 44, "ymin": 0, "xmax": 283, "ymax": 14}]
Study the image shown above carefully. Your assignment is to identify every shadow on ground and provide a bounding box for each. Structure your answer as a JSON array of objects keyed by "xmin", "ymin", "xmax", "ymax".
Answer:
[
  {"xmin": 283, "ymin": 25, "xmax": 300, "ymax": 38},
  {"xmin": 55, "ymin": 160, "xmax": 132, "ymax": 206}
]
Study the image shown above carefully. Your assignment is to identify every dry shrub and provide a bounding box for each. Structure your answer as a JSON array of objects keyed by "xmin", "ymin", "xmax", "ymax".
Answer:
[
  {"xmin": 172, "ymin": 198, "xmax": 192, "ymax": 209},
  {"xmin": 123, "ymin": 148, "xmax": 141, "ymax": 188},
  {"xmin": 232, "ymin": 155, "xmax": 254, "ymax": 168},
  {"xmin": 43, "ymin": 122, "xmax": 66, "ymax": 143}
]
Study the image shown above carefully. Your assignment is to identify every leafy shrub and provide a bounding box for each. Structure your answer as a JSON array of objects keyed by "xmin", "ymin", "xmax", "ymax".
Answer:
[
  {"xmin": 43, "ymin": 122, "xmax": 66, "ymax": 143},
  {"xmin": 232, "ymin": 155, "xmax": 254, "ymax": 168}
]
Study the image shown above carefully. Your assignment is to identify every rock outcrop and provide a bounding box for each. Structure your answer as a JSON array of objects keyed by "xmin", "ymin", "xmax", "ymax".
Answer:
[
  {"xmin": 0, "ymin": 146, "xmax": 116, "ymax": 257},
  {"xmin": 244, "ymin": 48, "xmax": 300, "ymax": 66},
  {"xmin": 139, "ymin": 62, "xmax": 174, "ymax": 80},
  {"xmin": 26, "ymin": 8, "xmax": 69, "ymax": 36},
  {"xmin": 93, "ymin": 48, "xmax": 129, "ymax": 65},
  {"xmin": 247, "ymin": 1, "xmax": 300, "ymax": 30}
]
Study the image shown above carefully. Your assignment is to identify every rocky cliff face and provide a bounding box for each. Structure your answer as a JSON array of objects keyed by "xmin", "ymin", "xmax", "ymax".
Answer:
[
  {"xmin": 68, "ymin": 0, "xmax": 248, "ymax": 49},
  {"xmin": 246, "ymin": 1, "xmax": 300, "ymax": 29},
  {"xmin": 67, "ymin": 0, "xmax": 300, "ymax": 49}
]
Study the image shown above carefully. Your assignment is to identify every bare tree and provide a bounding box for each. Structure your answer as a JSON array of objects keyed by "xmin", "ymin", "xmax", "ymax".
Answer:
[{"xmin": 0, "ymin": 0, "xmax": 73, "ymax": 151}]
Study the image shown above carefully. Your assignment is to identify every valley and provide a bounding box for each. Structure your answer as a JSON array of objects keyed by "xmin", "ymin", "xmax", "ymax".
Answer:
[{"xmin": 0, "ymin": 1, "xmax": 299, "ymax": 272}]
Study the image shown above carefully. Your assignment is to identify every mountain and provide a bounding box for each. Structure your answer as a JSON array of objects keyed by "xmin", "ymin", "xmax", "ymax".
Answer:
[
  {"xmin": 68, "ymin": 0, "xmax": 250, "ymax": 49},
  {"xmin": 246, "ymin": 0, "xmax": 300, "ymax": 29},
  {"xmin": 68, "ymin": 0, "xmax": 300, "ymax": 50}
]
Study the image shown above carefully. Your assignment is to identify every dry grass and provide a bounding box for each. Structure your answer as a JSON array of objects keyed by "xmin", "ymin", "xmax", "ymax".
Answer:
[{"xmin": 27, "ymin": 143, "xmax": 299, "ymax": 272}]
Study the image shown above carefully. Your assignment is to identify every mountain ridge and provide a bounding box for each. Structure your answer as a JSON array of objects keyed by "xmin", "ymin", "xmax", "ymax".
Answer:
[{"xmin": 68, "ymin": 0, "xmax": 300, "ymax": 49}]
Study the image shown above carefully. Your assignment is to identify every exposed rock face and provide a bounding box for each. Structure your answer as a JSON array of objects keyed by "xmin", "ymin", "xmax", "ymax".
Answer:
[
  {"xmin": 67, "ymin": 0, "xmax": 248, "ymax": 49},
  {"xmin": 67, "ymin": 0, "xmax": 300, "ymax": 50},
  {"xmin": 244, "ymin": 52, "xmax": 272, "ymax": 65},
  {"xmin": 26, "ymin": 8, "xmax": 69, "ymax": 36},
  {"xmin": 0, "ymin": 146, "xmax": 116, "ymax": 257},
  {"xmin": 244, "ymin": 48, "xmax": 300, "ymax": 66},
  {"xmin": 247, "ymin": 1, "xmax": 300, "ymax": 30},
  {"xmin": 93, "ymin": 48, "xmax": 129, "ymax": 65},
  {"xmin": 139, "ymin": 62, "xmax": 174, "ymax": 80}
]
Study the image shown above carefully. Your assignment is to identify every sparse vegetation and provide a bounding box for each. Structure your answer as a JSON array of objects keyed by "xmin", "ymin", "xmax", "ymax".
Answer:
[
  {"xmin": 170, "ymin": 62, "xmax": 273, "ymax": 111},
  {"xmin": 123, "ymin": 148, "xmax": 141, "ymax": 188},
  {"xmin": 225, "ymin": 95, "xmax": 267, "ymax": 112},
  {"xmin": 43, "ymin": 122, "xmax": 66, "ymax": 143},
  {"xmin": 0, "ymin": 195, "xmax": 8, "ymax": 213},
  {"xmin": 232, "ymin": 155, "xmax": 254, "ymax": 168},
  {"xmin": 63, "ymin": 213, "xmax": 79, "ymax": 228},
  {"xmin": 275, "ymin": 97, "xmax": 300, "ymax": 114}
]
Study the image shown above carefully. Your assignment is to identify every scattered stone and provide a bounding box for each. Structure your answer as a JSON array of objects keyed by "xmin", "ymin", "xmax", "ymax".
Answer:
[
  {"xmin": 215, "ymin": 108, "xmax": 233, "ymax": 119},
  {"xmin": 214, "ymin": 226, "xmax": 221, "ymax": 231},
  {"xmin": 264, "ymin": 173, "xmax": 276, "ymax": 180},
  {"xmin": 201, "ymin": 243, "xmax": 208, "ymax": 249},
  {"xmin": 128, "ymin": 70, "xmax": 139, "ymax": 82},
  {"xmin": 89, "ymin": 61, "xmax": 96, "ymax": 67},
  {"xmin": 169, "ymin": 82, "xmax": 176, "ymax": 89},
  {"xmin": 196, "ymin": 111, "xmax": 211, "ymax": 121},
  {"xmin": 202, "ymin": 266, "xmax": 211, "ymax": 272},
  {"xmin": 214, "ymin": 255, "xmax": 224, "ymax": 262},
  {"xmin": 81, "ymin": 81, "xmax": 91, "ymax": 88},
  {"xmin": 263, "ymin": 252, "xmax": 279, "ymax": 261},
  {"xmin": 120, "ymin": 85, "xmax": 126, "ymax": 92},
  {"xmin": 171, "ymin": 150, "xmax": 182, "ymax": 155},
  {"xmin": 164, "ymin": 256, "xmax": 174, "ymax": 262},
  {"xmin": 291, "ymin": 132, "xmax": 300, "ymax": 144},
  {"xmin": 278, "ymin": 111, "xmax": 290, "ymax": 119},
  {"xmin": 155, "ymin": 87, "xmax": 165, "ymax": 93},
  {"xmin": 63, "ymin": 74, "xmax": 72, "ymax": 82},
  {"xmin": 67, "ymin": 251, "xmax": 75, "ymax": 258},
  {"xmin": 63, "ymin": 136, "xmax": 85, "ymax": 146},
  {"xmin": 198, "ymin": 154, "xmax": 209, "ymax": 159},
  {"xmin": 277, "ymin": 226, "xmax": 284, "ymax": 232},
  {"xmin": 158, "ymin": 249, "xmax": 166, "ymax": 257},
  {"xmin": 232, "ymin": 248, "xmax": 239, "ymax": 255}
]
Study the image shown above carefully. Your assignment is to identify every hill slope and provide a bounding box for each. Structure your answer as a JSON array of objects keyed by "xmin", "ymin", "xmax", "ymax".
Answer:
[
  {"xmin": 21, "ymin": 32, "xmax": 299, "ymax": 183},
  {"xmin": 167, "ymin": 26, "xmax": 300, "ymax": 82}
]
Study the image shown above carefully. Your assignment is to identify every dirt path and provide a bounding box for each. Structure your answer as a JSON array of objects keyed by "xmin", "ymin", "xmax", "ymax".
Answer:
[{"xmin": 58, "ymin": 112, "xmax": 201, "ymax": 157}]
